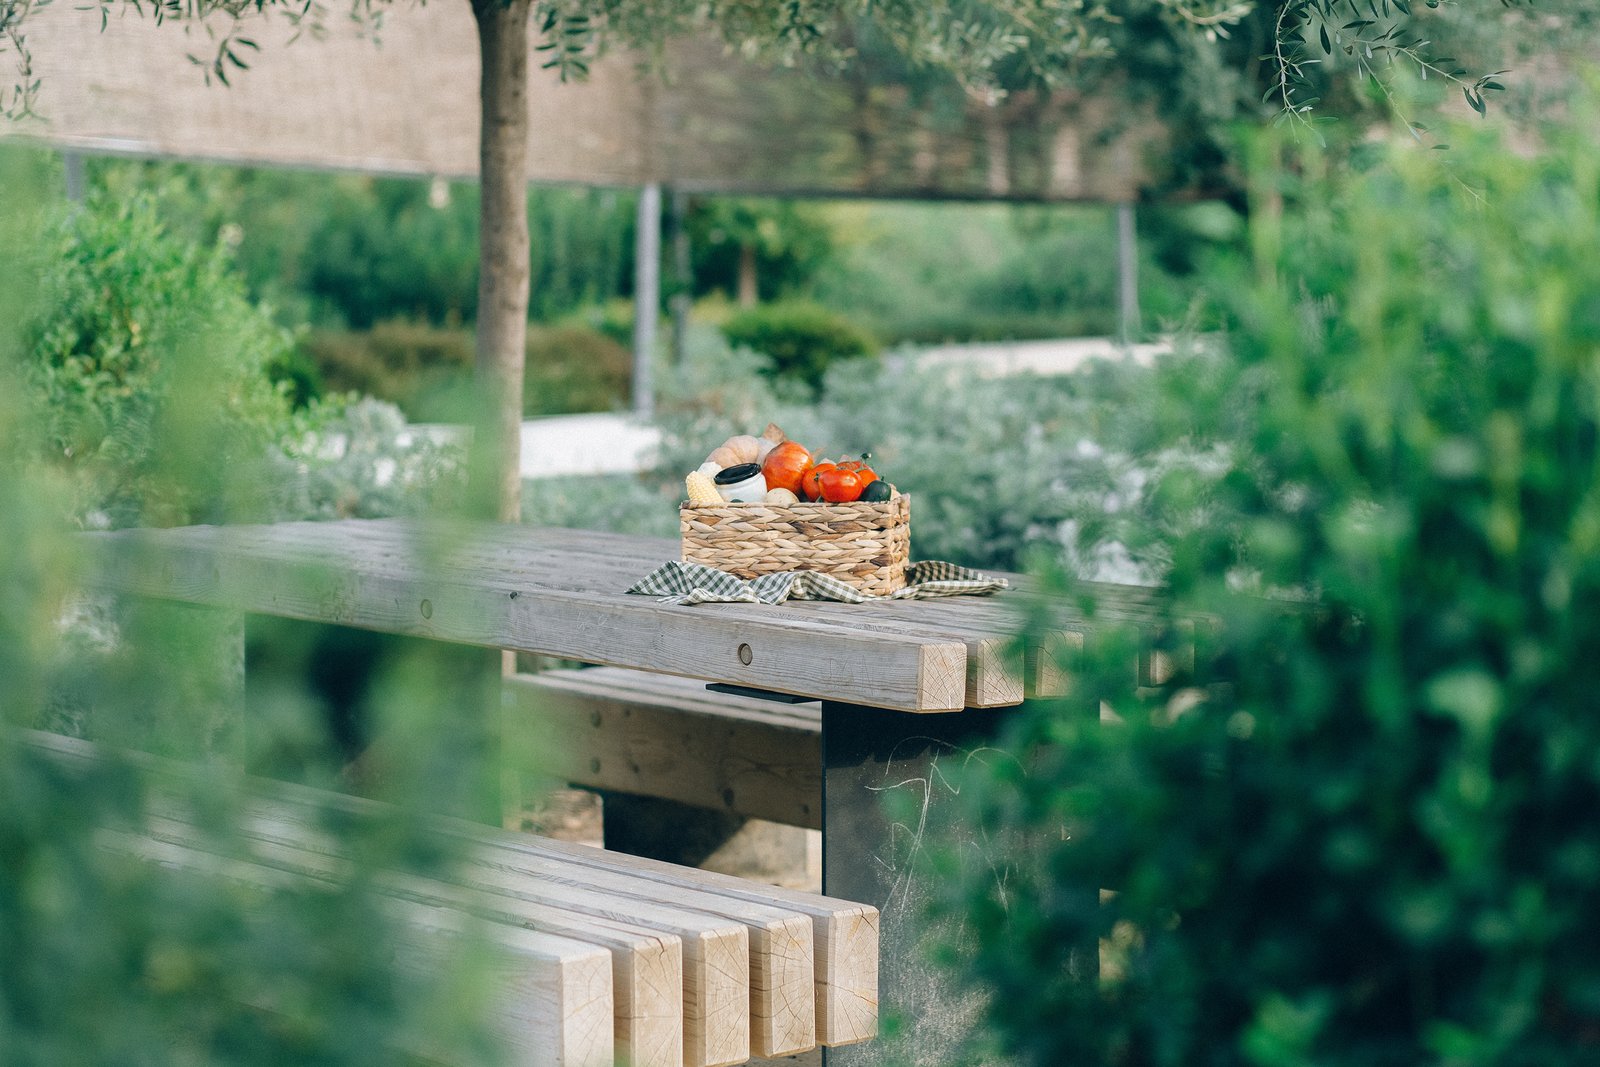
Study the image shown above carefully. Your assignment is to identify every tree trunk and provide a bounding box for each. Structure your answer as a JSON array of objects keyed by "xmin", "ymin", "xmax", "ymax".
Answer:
[{"xmin": 470, "ymin": 0, "xmax": 533, "ymax": 523}]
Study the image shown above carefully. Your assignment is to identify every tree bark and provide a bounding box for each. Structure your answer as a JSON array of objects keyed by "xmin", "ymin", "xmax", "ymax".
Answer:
[{"xmin": 470, "ymin": 0, "xmax": 533, "ymax": 523}]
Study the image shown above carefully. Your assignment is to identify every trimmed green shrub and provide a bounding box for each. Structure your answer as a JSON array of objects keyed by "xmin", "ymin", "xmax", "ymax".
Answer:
[
  {"xmin": 298, "ymin": 321, "xmax": 475, "ymax": 423},
  {"xmin": 524, "ymin": 324, "xmax": 632, "ymax": 416},
  {"xmin": 721, "ymin": 300, "xmax": 877, "ymax": 395},
  {"xmin": 933, "ymin": 122, "xmax": 1600, "ymax": 1065},
  {"xmin": 21, "ymin": 190, "xmax": 293, "ymax": 527}
]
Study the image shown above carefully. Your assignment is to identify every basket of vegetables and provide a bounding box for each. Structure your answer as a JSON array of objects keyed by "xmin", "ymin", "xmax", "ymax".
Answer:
[{"xmin": 681, "ymin": 424, "xmax": 910, "ymax": 596}]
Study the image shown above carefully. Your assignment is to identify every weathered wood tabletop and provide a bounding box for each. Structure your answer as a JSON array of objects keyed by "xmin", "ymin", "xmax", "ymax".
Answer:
[
  {"xmin": 81, "ymin": 517, "xmax": 1107, "ymax": 713},
  {"xmin": 81, "ymin": 517, "xmax": 1160, "ymax": 1067}
]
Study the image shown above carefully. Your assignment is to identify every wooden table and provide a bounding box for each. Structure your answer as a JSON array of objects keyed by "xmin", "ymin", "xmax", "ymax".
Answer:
[{"xmin": 82, "ymin": 517, "xmax": 1137, "ymax": 1066}]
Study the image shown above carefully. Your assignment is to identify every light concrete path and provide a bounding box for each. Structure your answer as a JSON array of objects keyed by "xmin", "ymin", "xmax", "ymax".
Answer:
[
  {"xmin": 520, "ymin": 412, "xmax": 662, "ymax": 479},
  {"xmin": 891, "ymin": 335, "xmax": 1170, "ymax": 378}
]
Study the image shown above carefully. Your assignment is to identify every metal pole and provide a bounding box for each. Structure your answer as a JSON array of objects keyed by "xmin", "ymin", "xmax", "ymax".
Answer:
[
  {"xmin": 1117, "ymin": 201, "xmax": 1141, "ymax": 347},
  {"xmin": 669, "ymin": 186, "xmax": 691, "ymax": 366},
  {"xmin": 63, "ymin": 151, "xmax": 87, "ymax": 203},
  {"xmin": 632, "ymin": 182, "xmax": 661, "ymax": 418}
]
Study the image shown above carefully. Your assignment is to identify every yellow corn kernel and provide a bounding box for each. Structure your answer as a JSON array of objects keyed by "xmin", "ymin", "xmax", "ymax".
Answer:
[{"xmin": 685, "ymin": 470, "xmax": 722, "ymax": 507}]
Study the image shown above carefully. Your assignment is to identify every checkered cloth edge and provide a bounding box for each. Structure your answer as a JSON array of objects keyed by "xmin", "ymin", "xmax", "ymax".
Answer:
[{"xmin": 626, "ymin": 560, "xmax": 1008, "ymax": 606}]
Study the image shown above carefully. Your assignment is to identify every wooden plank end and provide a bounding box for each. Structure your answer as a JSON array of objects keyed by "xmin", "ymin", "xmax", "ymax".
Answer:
[{"xmin": 913, "ymin": 641, "xmax": 968, "ymax": 713}]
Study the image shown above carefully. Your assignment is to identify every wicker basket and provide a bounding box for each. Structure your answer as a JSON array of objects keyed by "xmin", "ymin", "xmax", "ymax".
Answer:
[{"xmin": 680, "ymin": 493, "xmax": 911, "ymax": 596}]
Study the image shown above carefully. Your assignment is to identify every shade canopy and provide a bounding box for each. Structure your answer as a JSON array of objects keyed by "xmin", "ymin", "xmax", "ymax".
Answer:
[{"xmin": 13, "ymin": 2, "xmax": 1164, "ymax": 201}]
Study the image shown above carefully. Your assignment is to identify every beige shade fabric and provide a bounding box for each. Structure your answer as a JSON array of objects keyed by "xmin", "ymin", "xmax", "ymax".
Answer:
[{"xmin": 9, "ymin": 1, "xmax": 1162, "ymax": 200}]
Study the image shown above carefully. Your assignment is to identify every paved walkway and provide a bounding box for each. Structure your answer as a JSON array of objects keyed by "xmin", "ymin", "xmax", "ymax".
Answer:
[
  {"xmin": 891, "ymin": 335, "xmax": 1169, "ymax": 378},
  {"xmin": 519, "ymin": 411, "xmax": 663, "ymax": 479}
]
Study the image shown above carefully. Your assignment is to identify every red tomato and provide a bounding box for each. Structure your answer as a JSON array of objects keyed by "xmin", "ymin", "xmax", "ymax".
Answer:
[
  {"xmin": 818, "ymin": 466, "xmax": 865, "ymax": 503},
  {"xmin": 761, "ymin": 441, "xmax": 813, "ymax": 495},
  {"xmin": 801, "ymin": 461, "xmax": 836, "ymax": 501}
]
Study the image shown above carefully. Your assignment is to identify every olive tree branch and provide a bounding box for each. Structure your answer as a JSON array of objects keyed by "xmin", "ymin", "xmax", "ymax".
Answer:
[{"xmin": 1, "ymin": 0, "xmax": 48, "ymax": 119}]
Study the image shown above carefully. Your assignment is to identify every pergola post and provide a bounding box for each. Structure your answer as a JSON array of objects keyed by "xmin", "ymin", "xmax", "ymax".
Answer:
[
  {"xmin": 63, "ymin": 150, "xmax": 86, "ymax": 202},
  {"xmin": 632, "ymin": 181, "xmax": 661, "ymax": 418},
  {"xmin": 669, "ymin": 186, "xmax": 691, "ymax": 366},
  {"xmin": 1117, "ymin": 200, "xmax": 1141, "ymax": 346}
]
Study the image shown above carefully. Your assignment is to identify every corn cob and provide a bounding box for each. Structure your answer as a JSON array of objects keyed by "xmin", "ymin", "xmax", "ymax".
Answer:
[{"xmin": 685, "ymin": 470, "xmax": 722, "ymax": 507}]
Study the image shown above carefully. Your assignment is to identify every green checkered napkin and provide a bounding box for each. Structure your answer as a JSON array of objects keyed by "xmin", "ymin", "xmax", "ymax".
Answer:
[{"xmin": 626, "ymin": 560, "xmax": 1008, "ymax": 606}]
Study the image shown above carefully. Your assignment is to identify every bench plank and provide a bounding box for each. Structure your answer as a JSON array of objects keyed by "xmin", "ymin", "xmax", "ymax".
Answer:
[
  {"xmin": 477, "ymin": 831, "xmax": 877, "ymax": 1049},
  {"xmin": 212, "ymin": 802, "xmax": 753, "ymax": 1067},
  {"xmin": 140, "ymin": 810, "xmax": 687, "ymax": 1067},
  {"xmin": 172, "ymin": 760, "xmax": 808, "ymax": 1063}
]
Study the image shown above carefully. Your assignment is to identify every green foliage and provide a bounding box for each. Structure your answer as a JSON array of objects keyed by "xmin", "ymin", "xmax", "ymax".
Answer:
[
  {"xmin": 688, "ymin": 197, "xmax": 835, "ymax": 303},
  {"xmin": 524, "ymin": 323, "xmax": 633, "ymax": 416},
  {"xmin": 934, "ymin": 121, "xmax": 1600, "ymax": 1065},
  {"xmin": 721, "ymin": 300, "xmax": 877, "ymax": 396},
  {"xmin": 809, "ymin": 200, "xmax": 1221, "ymax": 345},
  {"xmin": 298, "ymin": 176, "xmax": 483, "ymax": 330},
  {"xmin": 263, "ymin": 397, "xmax": 467, "ymax": 521},
  {"xmin": 20, "ymin": 189, "xmax": 292, "ymax": 527},
  {"xmin": 299, "ymin": 321, "xmax": 476, "ymax": 423},
  {"xmin": 264, "ymin": 343, "xmax": 325, "ymax": 410},
  {"xmin": 0, "ymin": 149, "xmax": 510, "ymax": 1067},
  {"xmin": 87, "ymin": 160, "xmax": 639, "ymax": 331}
]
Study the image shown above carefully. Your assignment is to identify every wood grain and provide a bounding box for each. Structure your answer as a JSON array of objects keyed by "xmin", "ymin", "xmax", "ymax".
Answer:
[
  {"xmin": 505, "ymin": 668, "xmax": 823, "ymax": 829},
  {"xmin": 79, "ymin": 522, "xmax": 969, "ymax": 712},
  {"xmin": 221, "ymin": 803, "xmax": 752, "ymax": 1067},
  {"xmin": 233, "ymin": 785, "xmax": 810, "ymax": 1062},
  {"xmin": 477, "ymin": 832, "xmax": 877, "ymax": 1049},
  {"xmin": 143, "ymin": 809, "xmax": 686, "ymax": 1067}
]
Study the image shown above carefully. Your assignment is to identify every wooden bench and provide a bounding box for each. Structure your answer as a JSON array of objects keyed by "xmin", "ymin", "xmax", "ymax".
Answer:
[{"xmin": 22, "ymin": 730, "xmax": 877, "ymax": 1067}]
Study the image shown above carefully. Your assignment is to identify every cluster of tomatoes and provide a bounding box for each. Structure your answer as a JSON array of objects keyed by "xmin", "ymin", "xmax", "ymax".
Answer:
[{"xmin": 761, "ymin": 441, "xmax": 893, "ymax": 504}]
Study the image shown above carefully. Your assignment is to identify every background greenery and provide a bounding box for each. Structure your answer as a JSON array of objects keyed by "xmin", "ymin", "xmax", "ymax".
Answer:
[
  {"xmin": 21, "ymin": 187, "xmax": 294, "ymax": 528},
  {"xmin": 926, "ymin": 115, "xmax": 1600, "ymax": 1066},
  {"xmin": 2, "ymin": 146, "xmax": 511, "ymax": 1066},
  {"xmin": 79, "ymin": 155, "xmax": 1229, "ymax": 420}
]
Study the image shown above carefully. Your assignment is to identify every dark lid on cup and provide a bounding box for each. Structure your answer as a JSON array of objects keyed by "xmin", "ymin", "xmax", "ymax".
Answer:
[{"xmin": 714, "ymin": 462, "xmax": 762, "ymax": 485}]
